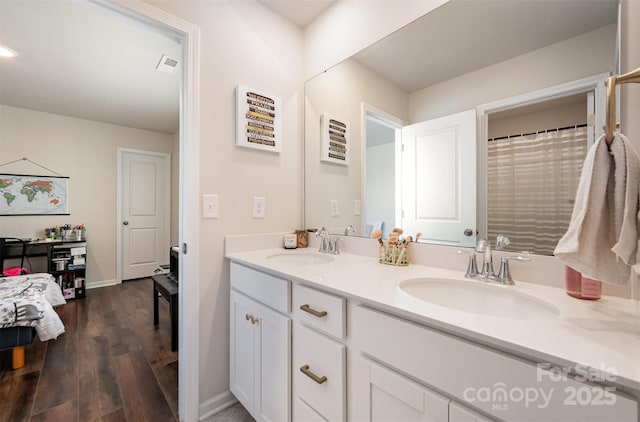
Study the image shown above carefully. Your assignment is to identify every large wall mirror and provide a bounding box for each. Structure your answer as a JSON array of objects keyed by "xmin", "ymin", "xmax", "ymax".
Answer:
[{"xmin": 304, "ymin": 0, "xmax": 619, "ymax": 255}]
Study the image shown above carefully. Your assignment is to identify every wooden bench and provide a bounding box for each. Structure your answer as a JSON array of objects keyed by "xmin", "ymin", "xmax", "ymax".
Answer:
[{"xmin": 152, "ymin": 274, "xmax": 178, "ymax": 352}]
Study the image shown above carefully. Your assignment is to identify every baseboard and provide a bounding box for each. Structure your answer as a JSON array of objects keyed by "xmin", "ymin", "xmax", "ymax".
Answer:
[
  {"xmin": 86, "ymin": 279, "xmax": 119, "ymax": 289},
  {"xmin": 199, "ymin": 390, "xmax": 237, "ymax": 421}
]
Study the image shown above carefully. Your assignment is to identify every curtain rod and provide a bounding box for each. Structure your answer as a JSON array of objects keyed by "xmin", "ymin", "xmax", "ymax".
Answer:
[{"xmin": 488, "ymin": 123, "xmax": 587, "ymax": 142}]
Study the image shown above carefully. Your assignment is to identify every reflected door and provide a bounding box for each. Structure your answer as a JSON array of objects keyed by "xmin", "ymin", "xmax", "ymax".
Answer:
[
  {"xmin": 120, "ymin": 149, "xmax": 170, "ymax": 280},
  {"xmin": 401, "ymin": 110, "xmax": 476, "ymax": 246}
]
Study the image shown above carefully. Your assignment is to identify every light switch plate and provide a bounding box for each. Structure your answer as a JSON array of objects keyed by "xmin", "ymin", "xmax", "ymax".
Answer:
[
  {"xmin": 354, "ymin": 199, "xmax": 361, "ymax": 216},
  {"xmin": 330, "ymin": 199, "xmax": 339, "ymax": 217},
  {"xmin": 202, "ymin": 194, "xmax": 219, "ymax": 219},
  {"xmin": 253, "ymin": 196, "xmax": 266, "ymax": 218}
]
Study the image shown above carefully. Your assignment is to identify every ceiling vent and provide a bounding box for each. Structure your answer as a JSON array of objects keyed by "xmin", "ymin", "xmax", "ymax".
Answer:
[{"xmin": 156, "ymin": 54, "xmax": 179, "ymax": 74}]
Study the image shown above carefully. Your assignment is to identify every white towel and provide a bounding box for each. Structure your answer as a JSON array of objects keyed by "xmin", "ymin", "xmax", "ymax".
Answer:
[{"xmin": 554, "ymin": 133, "xmax": 640, "ymax": 285}]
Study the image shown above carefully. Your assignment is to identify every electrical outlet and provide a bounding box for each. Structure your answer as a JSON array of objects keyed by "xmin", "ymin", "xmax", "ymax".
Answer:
[
  {"xmin": 330, "ymin": 199, "xmax": 339, "ymax": 217},
  {"xmin": 354, "ymin": 199, "xmax": 361, "ymax": 216},
  {"xmin": 252, "ymin": 196, "xmax": 266, "ymax": 218},
  {"xmin": 202, "ymin": 194, "xmax": 219, "ymax": 219}
]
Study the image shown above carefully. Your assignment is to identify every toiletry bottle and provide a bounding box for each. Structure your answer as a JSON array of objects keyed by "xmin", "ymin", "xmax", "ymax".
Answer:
[{"xmin": 565, "ymin": 266, "xmax": 601, "ymax": 300}]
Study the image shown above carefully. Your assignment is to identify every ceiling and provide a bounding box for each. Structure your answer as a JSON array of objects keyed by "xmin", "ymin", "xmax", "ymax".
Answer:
[
  {"xmin": 258, "ymin": 0, "xmax": 336, "ymax": 28},
  {"xmin": 0, "ymin": 0, "xmax": 181, "ymax": 134},
  {"xmin": 0, "ymin": 0, "xmax": 617, "ymax": 135},
  {"xmin": 353, "ymin": 0, "xmax": 618, "ymax": 93}
]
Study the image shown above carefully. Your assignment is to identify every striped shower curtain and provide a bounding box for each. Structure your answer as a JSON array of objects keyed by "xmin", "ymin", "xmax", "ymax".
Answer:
[{"xmin": 487, "ymin": 126, "xmax": 587, "ymax": 255}]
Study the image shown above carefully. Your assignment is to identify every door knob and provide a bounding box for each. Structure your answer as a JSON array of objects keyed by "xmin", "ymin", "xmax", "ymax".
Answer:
[
  {"xmin": 463, "ymin": 228, "xmax": 474, "ymax": 237},
  {"xmin": 123, "ymin": 221, "xmax": 129, "ymax": 226}
]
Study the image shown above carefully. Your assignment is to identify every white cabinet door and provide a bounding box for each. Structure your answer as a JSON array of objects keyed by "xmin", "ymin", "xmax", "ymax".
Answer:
[
  {"xmin": 230, "ymin": 290, "xmax": 257, "ymax": 412},
  {"xmin": 256, "ymin": 297, "xmax": 291, "ymax": 422},
  {"xmin": 401, "ymin": 109, "xmax": 476, "ymax": 247},
  {"xmin": 230, "ymin": 290, "xmax": 291, "ymax": 422},
  {"xmin": 449, "ymin": 401, "xmax": 493, "ymax": 422},
  {"xmin": 354, "ymin": 357, "xmax": 450, "ymax": 421}
]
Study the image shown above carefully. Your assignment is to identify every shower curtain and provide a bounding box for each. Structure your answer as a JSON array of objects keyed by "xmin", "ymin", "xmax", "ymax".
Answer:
[{"xmin": 487, "ymin": 126, "xmax": 587, "ymax": 255}]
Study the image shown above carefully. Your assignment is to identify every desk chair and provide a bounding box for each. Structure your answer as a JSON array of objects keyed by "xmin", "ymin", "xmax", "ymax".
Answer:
[{"xmin": 0, "ymin": 237, "xmax": 27, "ymax": 276}]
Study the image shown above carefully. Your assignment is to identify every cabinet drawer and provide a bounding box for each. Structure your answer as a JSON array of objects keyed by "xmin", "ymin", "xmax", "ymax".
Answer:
[
  {"xmin": 230, "ymin": 262, "xmax": 290, "ymax": 313},
  {"xmin": 294, "ymin": 324, "xmax": 345, "ymax": 422},
  {"xmin": 353, "ymin": 305, "xmax": 638, "ymax": 421},
  {"xmin": 294, "ymin": 284, "xmax": 345, "ymax": 339}
]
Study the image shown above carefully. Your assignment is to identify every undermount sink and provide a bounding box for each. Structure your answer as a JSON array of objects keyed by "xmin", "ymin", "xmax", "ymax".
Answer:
[
  {"xmin": 266, "ymin": 252, "xmax": 336, "ymax": 265},
  {"xmin": 398, "ymin": 278, "xmax": 560, "ymax": 319}
]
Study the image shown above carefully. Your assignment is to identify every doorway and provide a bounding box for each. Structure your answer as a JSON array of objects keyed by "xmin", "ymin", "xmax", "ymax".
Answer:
[
  {"xmin": 363, "ymin": 105, "xmax": 404, "ymax": 239},
  {"xmin": 92, "ymin": 1, "xmax": 201, "ymax": 419},
  {"xmin": 117, "ymin": 148, "xmax": 171, "ymax": 281},
  {"xmin": 476, "ymin": 73, "xmax": 609, "ymax": 251}
]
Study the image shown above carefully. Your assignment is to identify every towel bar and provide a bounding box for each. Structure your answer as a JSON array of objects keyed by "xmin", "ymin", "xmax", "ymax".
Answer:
[{"xmin": 605, "ymin": 66, "xmax": 640, "ymax": 145}]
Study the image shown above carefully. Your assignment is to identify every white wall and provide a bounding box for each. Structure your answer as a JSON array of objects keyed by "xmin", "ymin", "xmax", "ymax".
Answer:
[
  {"xmin": 303, "ymin": 0, "xmax": 446, "ymax": 79},
  {"xmin": 409, "ymin": 24, "xmax": 617, "ymax": 123},
  {"xmin": 143, "ymin": 0, "xmax": 304, "ymax": 407},
  {"xmin": 0, "ymin": 105, "xmax": 174, "ymax": 285},
  {"xmin": 305, "ymin": 58, "xmax": 408, "ymax": 233},
  {"xmin": 621, "ymin": 0, "xmax": 640, "ymax": 299}
]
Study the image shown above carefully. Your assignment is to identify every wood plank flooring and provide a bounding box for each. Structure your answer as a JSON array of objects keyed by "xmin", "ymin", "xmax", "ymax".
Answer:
[{"xmin": 0, "ymin": 278, "xmax": 178, "ymax": 421}]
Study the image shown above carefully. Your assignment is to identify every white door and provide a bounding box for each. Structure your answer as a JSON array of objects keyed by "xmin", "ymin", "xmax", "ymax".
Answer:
[
  {"xmin": 401, "ymin": 109, "xmax": 476, "ymax": 246},
  {"xmin": 119, "ymin": 149, "xmax": 170, "ymax": 280}
]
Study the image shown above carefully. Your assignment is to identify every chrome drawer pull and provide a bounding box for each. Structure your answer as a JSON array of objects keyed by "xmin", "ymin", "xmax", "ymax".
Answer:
[
  {"xmin": 300, "ymin": 364, "xmax": 327, "ymax": 384},
  {"xmin": 300, "ymin": 304, "xmax": 328, "ymax": 318}
]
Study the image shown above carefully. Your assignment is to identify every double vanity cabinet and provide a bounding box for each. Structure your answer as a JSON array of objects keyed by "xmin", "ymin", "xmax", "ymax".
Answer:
[{"xmin": 228, "ymin": 251, "xmax": 639, "ymax": 422}]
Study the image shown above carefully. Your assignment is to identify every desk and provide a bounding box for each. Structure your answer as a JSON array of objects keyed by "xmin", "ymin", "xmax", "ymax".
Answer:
[
  {"xmin": 2, "ymin": 239, "xmax": 87, "ymax": 299},
  {"xmin": 152, "ymin": 274, "xmax": 178, "ymax": 352}
]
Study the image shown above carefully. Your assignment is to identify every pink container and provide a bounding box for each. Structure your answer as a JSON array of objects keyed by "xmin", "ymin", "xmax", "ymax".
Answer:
[{"xmin": 565, "ymin": 266, "xmax": 602, "ymax": 300}]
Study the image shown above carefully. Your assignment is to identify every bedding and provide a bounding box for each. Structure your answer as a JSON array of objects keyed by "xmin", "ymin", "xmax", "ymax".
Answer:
[{"xmin": 0, "ymin": 273, "xmax": 66, "ymax": 341}]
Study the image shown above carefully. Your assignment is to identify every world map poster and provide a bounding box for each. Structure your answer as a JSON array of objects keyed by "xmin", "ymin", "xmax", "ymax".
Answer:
[{"xmin": 0, "ymin": 174, "xmax": 69, "ymax": 216}]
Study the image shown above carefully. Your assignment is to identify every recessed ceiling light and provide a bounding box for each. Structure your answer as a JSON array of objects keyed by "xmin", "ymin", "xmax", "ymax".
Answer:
[{"xmin": 0, "ymin": 45, "xmax": 18, "ymax": 58}]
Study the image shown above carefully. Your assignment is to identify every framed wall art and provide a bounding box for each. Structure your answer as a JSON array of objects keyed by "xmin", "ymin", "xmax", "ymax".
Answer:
[
  {"xmin": 235, "ymin": 84, "xmax": 283, "ymax": 153},
  {"xmin": 320, "ymin": 113, "xmax": 349, "ymax": 165},
  {"xmin": 0, "ymin": 173, "xmax": 70, "ymax": 216}
]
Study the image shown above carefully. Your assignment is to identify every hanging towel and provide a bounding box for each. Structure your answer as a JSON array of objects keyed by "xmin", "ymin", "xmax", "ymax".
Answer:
[{"xmin": 554, "ymin": 133, "xmax": 640, "ymax": 285}]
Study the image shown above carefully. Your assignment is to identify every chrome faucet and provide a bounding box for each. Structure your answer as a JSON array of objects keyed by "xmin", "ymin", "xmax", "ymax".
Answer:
[
  {"xmin": 475, "ymin": 239, "xmax": 495, "ymax": 279},
  {"xmin": 458, "ymin": 238, "xmax": 531, "ymax": 285},
  {"xmin": 316, "ymin": 227, "xmax": 340, "ymax": 254},
  {"xmin": 344, "ymin": 225, "xmax": 356, "ymax": 236},
  {"xmin": 316, "ymin": 227, "xmax": 330, "ymax": 252},
  {"xmin": 495, "ymin": 254, "xmax": 531, "ymax": 285}
]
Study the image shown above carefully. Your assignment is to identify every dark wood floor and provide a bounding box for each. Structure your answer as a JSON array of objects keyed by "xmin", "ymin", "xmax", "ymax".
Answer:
[{"xmin": 0, "ymin": 278, "xmax": 178, "ymax": 421}]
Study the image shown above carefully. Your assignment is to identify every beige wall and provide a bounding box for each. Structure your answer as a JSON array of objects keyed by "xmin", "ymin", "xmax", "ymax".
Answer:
[
  {"xmin": 488, "ymin": 98, "xmax": 586, "ymax": 139},
  {"xmin": 621, "ymin": 0, "xmax": 640, "ymax": 153},
  {"xmin": 409, "ymin": 24, "xmax": 617, "ymax": 123},
  {"xmin": 0, "ymin": 105, "xmax": 174, "ymax": 284},
  {"xmin": 621, "ymin": 0, "xmax": 640, "ymax": 299},
  {"xmin": 144, "ymin": 0, "xmax": 304, "ymax": 405}
]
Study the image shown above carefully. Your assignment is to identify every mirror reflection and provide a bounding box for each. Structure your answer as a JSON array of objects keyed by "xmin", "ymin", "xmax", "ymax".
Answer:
[{"xmin": 304, "ymin": 0, "xmax": 618, "ymax": 254}]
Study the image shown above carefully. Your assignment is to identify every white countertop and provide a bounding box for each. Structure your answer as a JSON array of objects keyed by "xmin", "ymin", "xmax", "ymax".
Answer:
[{"xmin": 226, "ymin": 248, "xmax": 640, "ymax": 392}]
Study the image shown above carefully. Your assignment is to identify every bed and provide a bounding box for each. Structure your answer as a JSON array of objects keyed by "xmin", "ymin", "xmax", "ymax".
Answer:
[{"xmin": 0, "ymin": 273, "xmax": 66, "ymax": 369}]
